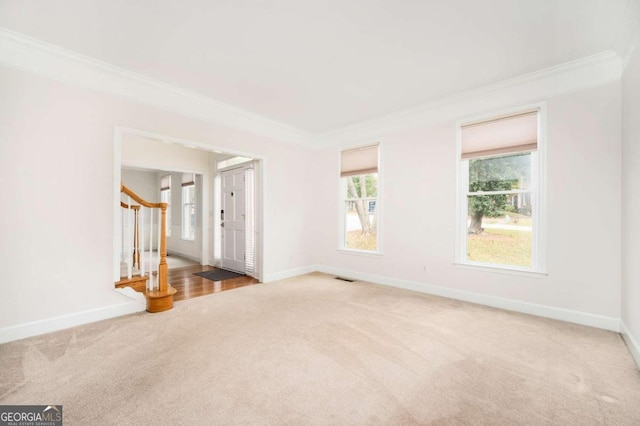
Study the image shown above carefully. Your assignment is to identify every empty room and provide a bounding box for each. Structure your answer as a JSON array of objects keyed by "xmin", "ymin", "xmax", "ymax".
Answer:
[{"xmin": 1, "ymin": 0, "xmax": 640, "ymax": 424}]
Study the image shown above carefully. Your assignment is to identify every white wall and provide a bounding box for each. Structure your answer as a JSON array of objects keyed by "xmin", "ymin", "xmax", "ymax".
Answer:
[
  {"xmin": 121, "ymin": 168, "xmax": 159, "ymax": 250},
  {"xmin": 622, "ymin": 42, "xmax": 640, "ymax": 365},
  {"xmin": 0, "ymin": 65, "xmax": 315, "ymax": 338},
  {"xmin": 122, "ymin": 135, "xmax": 211, "ymax": 174},
  {"xmin": 0, "ymin": 52, "xmax": 628, "ymax": 343},
  {"xmin": 313, "ymin": 82, "xmax": 622, "ymax": 328},
  {"xmin": 121, "ymin": 168, "xmax": 158, "ymax": 203}
]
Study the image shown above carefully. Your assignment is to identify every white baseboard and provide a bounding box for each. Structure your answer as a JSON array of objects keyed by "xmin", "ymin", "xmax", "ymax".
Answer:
[
  {"xmin": 167, "ymin": 250, "xmax": 201, "ymax": 263},
  {"xmin": 315, "ymin": 265, "xmax": 621, "ymax": 332},
  {"xmin": 1, "ymin": 264, "xmax": 624, "ymax": 345},
  {"xmin": 0, "ymin": 299, "xmax": 145, "ymax": 344},
  {"xmin": 621, "ymin": 321, "xmax": 640, "ymax": 370},
  {"xmin": 263, "ymin": 265, "xmax": 318, "ymax": 283}
]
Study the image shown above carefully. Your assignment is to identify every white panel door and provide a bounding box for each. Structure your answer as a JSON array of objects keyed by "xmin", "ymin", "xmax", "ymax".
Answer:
[{"xmin": 221, "ymin": 167, "xmax": 246, "ymax": 273}]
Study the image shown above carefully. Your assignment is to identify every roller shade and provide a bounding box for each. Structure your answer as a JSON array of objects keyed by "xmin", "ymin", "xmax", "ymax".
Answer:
[
  {"xmin": 160, "ymin": 175, "xmax": 171, "ymax": 191},
  {"xmin": 181, "ymin": 173, "xmax": 195, "ymax": 187},
  {"xmin": 341, "ymin": 144, "xmax": 379, "ymax": 177},
  {"xmin": 461, "ymin": 111, "xmax": 538, "ymax": 160}
]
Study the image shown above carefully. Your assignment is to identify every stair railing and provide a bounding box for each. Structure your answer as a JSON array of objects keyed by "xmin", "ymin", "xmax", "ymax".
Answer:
[{"xmin": 120, "ymin": 184, "xmax": 169, "ymax": 294}]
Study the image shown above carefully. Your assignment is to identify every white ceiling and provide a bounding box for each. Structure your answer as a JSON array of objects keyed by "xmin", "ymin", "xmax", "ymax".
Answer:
[{"xmin": 0, "ymin": 0, "xmax": 630, "ymax": 134}]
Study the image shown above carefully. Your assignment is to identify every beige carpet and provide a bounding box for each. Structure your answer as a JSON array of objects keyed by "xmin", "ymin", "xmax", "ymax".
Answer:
[{"xmin": 1, "ymin": 273, "xmax": 639, "ymax": 425}]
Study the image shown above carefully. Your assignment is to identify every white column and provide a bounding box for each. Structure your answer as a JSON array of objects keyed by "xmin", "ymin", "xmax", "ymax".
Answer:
[
  {"xmin": 140, "ymin": 208, "xmax": 145, "ymax": 276},
  {"xmin": 157, "ymin": 208, "xmax": 161, "ymax": 288},
  {"xmin": 121, "ymin": 209, "xmax": 126, "ymax": 263},
  {"xmin": 148, "ymin": 205, "xmax": 154, "ymax": 290}
]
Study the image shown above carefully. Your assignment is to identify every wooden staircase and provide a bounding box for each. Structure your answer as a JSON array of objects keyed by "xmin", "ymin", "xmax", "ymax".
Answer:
[
  {"xmin": 117, "ymin": 183, "xmax": 176, "ymax": 313},
  {"xmin": 115, "ymin": 275, "xmax": 148, "ymax": 293}
]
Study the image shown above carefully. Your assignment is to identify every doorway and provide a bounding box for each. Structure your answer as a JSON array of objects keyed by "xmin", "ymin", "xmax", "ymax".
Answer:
[{"xmin": 114, "ymin": 127, "xmax": 264, "ymax": 284}]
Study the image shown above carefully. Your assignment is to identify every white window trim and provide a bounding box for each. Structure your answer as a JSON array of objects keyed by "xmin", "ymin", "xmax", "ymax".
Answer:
[
  {"xmin": 337, "ymin": 143, "xmax": 383, "ymax": 255},
  {"xmin": 455, "ymin": 103, "xmax": 547, "ymax": 274}
]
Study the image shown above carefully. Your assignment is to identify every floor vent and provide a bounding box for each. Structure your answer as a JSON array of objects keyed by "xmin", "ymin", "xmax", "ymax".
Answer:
[{"xmin": 335, "ymin": 276, "xmax": 355, "ymax": 282}]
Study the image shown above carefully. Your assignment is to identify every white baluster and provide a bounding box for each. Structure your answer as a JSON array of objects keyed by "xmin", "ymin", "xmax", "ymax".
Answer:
[
  {"xmin": 149, "ymin": 204, "xmax": 154, "ymax": 290},
  {"xmin": 140, "ymin": 207, "xmax": 145, "ymax": 276},
  {"xmin": 157, "ymin": 208, "xmax": 161, "ymax": 289},
  {"xmin": 121, "ymin": 209, "xmax": 126, "ymax": 263},
  {"xmin": 127, "ymin": 197, "xmax": 132, "ymax": 279}
]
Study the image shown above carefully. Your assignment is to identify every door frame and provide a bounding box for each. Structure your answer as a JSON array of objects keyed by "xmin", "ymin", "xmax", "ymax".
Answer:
[
  {"xmin": 113, "ymin": 126, "xmax": 265, "ymax": 283},
  {"xmin": 217, "ymin": 162, "xmax": 257, "ymax": 275}
]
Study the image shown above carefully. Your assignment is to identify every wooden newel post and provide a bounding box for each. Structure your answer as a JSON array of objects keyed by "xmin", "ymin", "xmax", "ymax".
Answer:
[{"xmin": 158, "ymin": 202, "xmax": 168, "ymax": 293}]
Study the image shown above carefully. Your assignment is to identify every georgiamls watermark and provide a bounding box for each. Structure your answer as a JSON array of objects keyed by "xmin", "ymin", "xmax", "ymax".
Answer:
[{"xmin": 0, "ymin": 405, "xmax": 62, "ymax": 426}]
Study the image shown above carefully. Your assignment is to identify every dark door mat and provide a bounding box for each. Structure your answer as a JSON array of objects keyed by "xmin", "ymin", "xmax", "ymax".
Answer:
[{"xmin": 193, "ymin": 268, "xmax": 245, "ymax": 282}]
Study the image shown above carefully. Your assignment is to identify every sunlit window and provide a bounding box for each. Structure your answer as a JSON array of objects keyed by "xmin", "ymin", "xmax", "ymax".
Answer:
[
  {"xmin": 457, "ymin": 109, "xmax": 545, "ymax": 272},
  {"xmin": 181, "ymin": 173, "xmax": 196, "ymax": 240},
  {"xmin": 340, "ymin": 144, "xmax": 380, "ymax": 252}
]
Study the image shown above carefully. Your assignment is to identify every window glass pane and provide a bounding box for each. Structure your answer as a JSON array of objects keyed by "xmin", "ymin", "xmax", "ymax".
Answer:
[
  {"xmin": 182, "ymin": 185, "xmax": 196, "ymax": 240},
  {"xmin": 346, "ymin": 173, "xmax": 378, "ymax": 199},
  {"xmin": 469, "ymin": 152, "xmax": 531, "ymax": 192},
  {"xmin": 342, "ymin": 172, "xmax": 378, "ymax": 252},
  {"xmin": 187, "ymin": 186, "xmax": 195, "ymax": 203},
  {"xmin": 188, "ymin": 204, "xmax": 195, "ymax": 239},
  {"xmin": 183, "ymin": 203, "xmax": 195, "ymax": 240},
  {"xmin": 467, "ymin": 194, "xmax": 533, "ymax": 267},
  {"xmin": 345, "ymin": 200, "xmax": 377, "ymax": 251}
]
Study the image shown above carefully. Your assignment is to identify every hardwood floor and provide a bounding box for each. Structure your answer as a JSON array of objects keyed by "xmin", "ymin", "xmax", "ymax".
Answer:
[{"xmin": 168, "ymin": 265, "xmax": 259, "ymax": 302}]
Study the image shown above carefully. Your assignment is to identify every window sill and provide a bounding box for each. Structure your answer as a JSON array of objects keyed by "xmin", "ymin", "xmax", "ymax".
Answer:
[
  {"xmin": 454, "ymin": 262, "xmax": 547, "ymax": 278},
  {"xmin": 181, "ymin": 238, "xmax": 195, "ymax": 242},
  {"xmin": 337, "ymin": 248, "xmax": 383, "ymax": 257}
]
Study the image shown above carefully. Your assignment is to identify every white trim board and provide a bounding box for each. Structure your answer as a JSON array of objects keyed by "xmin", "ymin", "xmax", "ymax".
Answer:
[
  {"xmin": 0, "ymin": 28, "xmax": 319, "ymax": 148},
  {"xmin": 0, "ymin": 27, "xmax": 624, "ymax": 149},
  {"xmin": 313, "ymin": 265, "xmax": 621, "ymax": 332},
  {"xmin": 256, "ymin": 264, "xmax": 621, "ymax": 332},
  {"xmin": 166, "ymin": 250, "xmax": 202, "ymax": 264},
  {"xmin": 262, "ymin": 265, "xmax": 318, "ymax": 283},
  {"xmin": 323, "ymin": 51, "xmax": 622, "ymax": 145},
  {"xmin": 0, "ymin": 299, "xmax": 145, "ymax": 345},
  {"xmin": 621, "ymin": 321, "xmax": 640, "ymax": 370},
  {"xmin": 0, "ymin": 264, "xmax": 623, "ymax": 345}
]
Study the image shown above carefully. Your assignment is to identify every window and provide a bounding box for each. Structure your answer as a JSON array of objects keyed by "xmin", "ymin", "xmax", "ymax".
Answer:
[
  {"xmin": 457, "ymin": 109, "xmax": 545, "ymax": 272},
  {"xmin": 182, "ymin": 173, "xmax": 196, "ymax": 240},
  {"xmin": 160, "ymin": 175, "xmax": 171, "ymax": 237},
  {"xmin": 340, "ymin": 144, "xmax": 380, "ymax": 252}
]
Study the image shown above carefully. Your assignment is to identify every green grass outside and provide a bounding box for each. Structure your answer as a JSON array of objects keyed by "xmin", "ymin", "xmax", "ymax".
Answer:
[{"xmin": 467, "ymin": 228, "xmax": 531, "ymax": 267}]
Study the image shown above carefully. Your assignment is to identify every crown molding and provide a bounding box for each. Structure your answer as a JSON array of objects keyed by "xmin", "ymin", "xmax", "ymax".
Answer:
[
  {"xmin": 0, "ymin": 27, "xmax": 625, "ymax": 149},
  {"xmin": 323, "ymin": 50, "xmax": 622, "ymax": 146},
  {"xmin": 0, "ymin": 27, "xmax": 320, "ymax": 148},
  {"xmin": 615, "ymin": 0, "xmax": 640, "ymax": 73}
]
